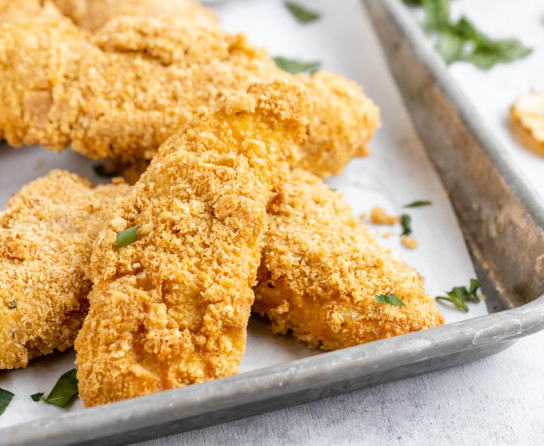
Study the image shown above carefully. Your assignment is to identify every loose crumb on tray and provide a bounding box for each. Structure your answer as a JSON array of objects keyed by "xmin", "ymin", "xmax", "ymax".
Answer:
[
  {"xmin": 370, "ymin": 207, "xmax": 399, "ymax": 225},
  {"xmin": 401, "ymin": 235, "xmax": 418, "ymax": 250},
  {"xmin": 510, "ymin": 91, "xmax": 544, "ymax": 157}
]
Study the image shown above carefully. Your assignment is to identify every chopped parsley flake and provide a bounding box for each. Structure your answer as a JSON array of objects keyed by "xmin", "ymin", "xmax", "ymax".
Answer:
[
  {"xmin": 116, "ymin": 226, "xmax": 140, "ymax": 249},
  {"xmin": 273, "ymin": 57, "xmax": 321, "ymax": 75},
  {"xmin": 285, "ymin": 2, "xmax": 320, "ymax": 23},
  {"xmin": 375, "ymin": 293, "xmax": 406, "ymax": 307}
]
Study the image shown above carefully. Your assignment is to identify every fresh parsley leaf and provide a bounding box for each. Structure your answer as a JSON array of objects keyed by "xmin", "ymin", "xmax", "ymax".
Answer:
[
  {"xmin": 375, "ymin": 293, "xmax": 406, "ymax": 307},
  {"xmin": 93, "ymin": 162, "xmax": 120, "ymax": 178},
  {"xmin": 31, "ymin": 392, "xmax": 44, "ymax": 402},
  {"xmin": 422, "ymin": 0, "xmax": 450, "ymax": 31},
  {"xmin": 435, "ymin": 278, "xmax": 480, "ymax": 312},
  {"xmin": 436, "ymin": 28, "xmax": 466, "ymax": 65},
  {"xmin": 466, "ymin": 278, "xmax": 481, "ymax": 303},
  {"xmin": 285, "ymin": 1, "xmax": 320, "ymax": 24},
  {"xmin": 467, "ymin": 37, "xmax": 532, "ymax": 70},
  {"xmin": 438, "ymin": 16, "xmax": 532, "ymax": 69},
  {"xmin": 406, "ymin": 1, "xmax": 532, "ymax": 69},
  {"xmin": 404, "ymin": 200, "xmax": 432, "ymax": 208},
  {"xmin": 116, "ymin": 225, "xmax": 140, "ymax": 249},
  {"xmin": 0, "ymin": 388, "xmax": 14, "ymax": 416},
  {"xmin": 436, "ymin": 296, "xmax": 468, "ymax": 313},
  {"xmin": 39, "ymin": 369, "xmax": 79, "ymax": 408},
  {"xmin": 273, "ymin": 57, "xmax": 321, "ymax": 75},
  {"xmin": 400, "ymin": 213, "xmax": 412, "ymax": 236}
]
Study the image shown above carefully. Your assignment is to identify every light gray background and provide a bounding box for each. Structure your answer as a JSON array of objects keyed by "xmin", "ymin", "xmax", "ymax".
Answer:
[{"xmin": 139, "ymin": 0, "xmax": 544, "ymax": 444}]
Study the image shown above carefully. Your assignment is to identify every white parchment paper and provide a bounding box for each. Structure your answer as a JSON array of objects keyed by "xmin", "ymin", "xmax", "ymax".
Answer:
[{"xmin": 0, "ymin": 0, "xmax": 488, "ymax": 429}]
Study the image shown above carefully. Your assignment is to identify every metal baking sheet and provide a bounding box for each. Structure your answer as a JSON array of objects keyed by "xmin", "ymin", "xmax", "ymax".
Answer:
[{"xmin": 1, "ymin": 0, "xmax": 544, "ymax": 444}]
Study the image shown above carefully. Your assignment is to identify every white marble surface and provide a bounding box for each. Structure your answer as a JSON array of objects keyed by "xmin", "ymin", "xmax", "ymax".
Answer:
[{"xmin": 136, "ymin": 1, "xmax": 544, "ymax": 445}]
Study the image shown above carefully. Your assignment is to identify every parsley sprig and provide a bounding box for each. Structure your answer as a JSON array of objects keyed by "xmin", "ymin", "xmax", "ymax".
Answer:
[
  {"xmin": 436, "ymin": 279, "xmax": 480, "ymax": 312},
  {"xmin": 403, "ymin": 0, "xmax": 532, "ymax": 69}
]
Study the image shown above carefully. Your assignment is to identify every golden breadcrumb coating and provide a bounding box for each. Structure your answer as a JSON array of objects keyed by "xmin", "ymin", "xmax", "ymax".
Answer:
[
  {"xmin": 75, "ymin": 81, "xmax": 310, "ymax": 407},
  {"xmin": 253, "ymin": 169, "xmax": 444, "ymax": 350},
  {"xmin": 0, "ymin": 170, "xmax": 128, "ymax": 370},
  {"xmin": 0, "ymin": 0, "xmax": 62, "ymax": 22},
  {"xmin": 52, "ymin": 0, "xmax": 218, "ymax": 31},
  {"xmin": 115, "ymin": 159, "xmax": 152, "ymax": 185},
  {"xmin": 0, "ymin": 15, "xmax": 379, "ymax": 177},
  {"xmin": 294, "ymin": 71, "xmax": 378, "ymax": 176}
]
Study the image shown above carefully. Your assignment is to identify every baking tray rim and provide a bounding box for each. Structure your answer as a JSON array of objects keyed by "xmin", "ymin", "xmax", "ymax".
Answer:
[{"xmin": 1, "ymin": 295, "xmax": 543, "ymax": 446}]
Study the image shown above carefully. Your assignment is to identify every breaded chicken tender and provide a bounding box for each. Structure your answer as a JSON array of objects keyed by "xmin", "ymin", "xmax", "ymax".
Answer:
[
  {"xmin": 52, "ymin": 0, "xmax": 218, "ymax": 31},
  {"xmin": 75, "ymin": 81, "xmax": 310, "ymax": 407},
  {"xmin": 253, "ymin": 170, "xmax": 445, "ymax": 350},
  {"xmin": 0, "ymin": 15, "xmax": 379, "ymax": 177},
  {"xmin": 0, "ymin": 170, "xmax": 128, "ymax": 370}
]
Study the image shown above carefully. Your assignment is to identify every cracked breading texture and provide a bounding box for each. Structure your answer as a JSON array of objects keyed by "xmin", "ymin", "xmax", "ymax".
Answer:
[
  {"xmin": 0, "ymin": 170, "xmax": 128, "ymax": 370},
  {"xmin": 75, "ymin": 81, "xmax": 310, "ymax": 407},
  {"xmin": 0, "ymin": 15, "xmax": 379, "ymax": 177},
  {"xmin": 253, "ymin": 169, "xmax": 445, "ymax": 350},
  {"xmin": 52, "ymin": 0, "xmax": 218, "ymax": 31},
  {"xmin": 0, "ymin": 0, "xmax": 62, "ymax": 22}
]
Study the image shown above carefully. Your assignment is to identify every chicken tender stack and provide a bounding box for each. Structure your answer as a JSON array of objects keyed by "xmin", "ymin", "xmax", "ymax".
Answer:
[
  {"xmin": 75, "ymin": 81, "xmax": 310, "ymax": 406},
  {"xmin": 0, "ymin": 7, "xmax": 379, "ymax": 177},
  {"xmin": 254, "ymin": 170, "xmax": 445, "ymax": 350},
  {"xmin": 0, "ymin": 170, "xmax": 128, "ymax": 370}
]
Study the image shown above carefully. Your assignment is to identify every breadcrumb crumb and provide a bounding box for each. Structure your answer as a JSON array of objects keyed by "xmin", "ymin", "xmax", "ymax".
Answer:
[
  {"xmin": 370, "ymin": 207, "xmax": 399, "ymax": 225},
  {"xmin": 401, "ymin": 235, "xmax": 418, "ymax": 250},
  {"xmin": 510, "ymin": 91, "xmax": 544, "ymax": 157}
]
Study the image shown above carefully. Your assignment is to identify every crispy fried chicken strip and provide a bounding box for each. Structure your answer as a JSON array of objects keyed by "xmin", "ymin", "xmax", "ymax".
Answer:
[
  {"xmin": 52, "ymin": 0, "xmax": 218, "ymax": 31},
  {"xmin": 253, "ymin": 169, "xmax": 445, "ymax": 350},
  {"xmin": 75, "ymin": 81, "xmax": 310, "ymax": 407},
  {"xmin": 0, "ymin": 16, "xmax": 379, "ymax": 177},
  {"xmin": 0, "ymin": 170, "xmax": 128, "ymax": 370}
]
